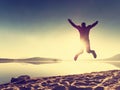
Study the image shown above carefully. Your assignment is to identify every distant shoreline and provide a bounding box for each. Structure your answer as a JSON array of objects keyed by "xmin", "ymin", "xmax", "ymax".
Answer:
[{"xmin": 0, "ymin": 57, "xmax": 62, "ymax": 64}]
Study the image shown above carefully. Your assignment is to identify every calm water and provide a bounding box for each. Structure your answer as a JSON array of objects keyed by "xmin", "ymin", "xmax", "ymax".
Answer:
[{"xmin": 0, "ymin": 60, "xmax": 119, "ymax": 84}]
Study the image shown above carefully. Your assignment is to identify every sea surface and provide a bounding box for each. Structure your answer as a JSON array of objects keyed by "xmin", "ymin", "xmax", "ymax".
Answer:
[{"xmin": 0, "ymin": 60, "xmax": 120, "ymax": 84}]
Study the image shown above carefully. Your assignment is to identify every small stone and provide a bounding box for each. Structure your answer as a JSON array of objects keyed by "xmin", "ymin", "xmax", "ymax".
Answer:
[
  {"xmin": 69, "ymin": 86, "xmax": 92, "ymax": 90},
  {"xmin": 94, "ymin": 86, "xmax": 104, "ymax": 90},
  {"xmin": 19, "ymin": 86, "xmax": 32, "ymax": 90},
  {"xmin": 69, "ymin": 86, "xmax": 79, "ymax": 90},
  {"xmin": 18, "ymin": 75, "xmax": 30, "ymax": 80},
  {"xmin": 79, "ymin": 87, "xmax": 92, "ymax": 90},
  {"xmin": 53, "ymin": 85, "xmax": 66, "ymax": 90},
  {"xmin": 11, "ymin": 78, "xmax": 18, "ymax": 83},
  {"xmin": 49, "ymin": 83, "xmax": 59, "ymax": 87},
  {"xmin": 11, "ymin": 75, "xmax": 30, "ymax": 83},
  {"xmin": 115, "ymin": 86, "xmax": 120, "ymax": 90},
  {"xmin": 41, "ymin": 82, "xmax": 48, "ymax": 86}
]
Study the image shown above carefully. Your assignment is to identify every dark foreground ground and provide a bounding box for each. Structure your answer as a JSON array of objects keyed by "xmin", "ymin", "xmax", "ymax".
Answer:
[{"xmin": 1, "ymin": 70, "xmax": 120, "ymax": 90}]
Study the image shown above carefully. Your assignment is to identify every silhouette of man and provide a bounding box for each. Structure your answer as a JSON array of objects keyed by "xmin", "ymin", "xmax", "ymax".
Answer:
[{"xmin": 68, "ymin": 19, "xmax": 98, "ymax": 61}]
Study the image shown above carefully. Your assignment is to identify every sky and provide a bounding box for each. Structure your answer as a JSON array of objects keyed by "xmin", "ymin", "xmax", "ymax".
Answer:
[{"xmin": 0, "ymin": 0, "xmax": 120, "ymax": 60}]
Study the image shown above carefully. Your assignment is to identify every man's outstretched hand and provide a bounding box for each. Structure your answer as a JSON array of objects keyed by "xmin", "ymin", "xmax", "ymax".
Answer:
[
  {"xmin": 96, "ymin": 21, "xmax": 99, "ymax": 24},
  {"xmin": 68, "ymin": 19, "xmax": 71, "ymax": 22}
]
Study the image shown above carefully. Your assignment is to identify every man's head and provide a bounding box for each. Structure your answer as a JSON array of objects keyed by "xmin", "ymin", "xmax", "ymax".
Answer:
[{"xmin": 81, "ymin": 22, "xmax": 86, "ymax": 27}]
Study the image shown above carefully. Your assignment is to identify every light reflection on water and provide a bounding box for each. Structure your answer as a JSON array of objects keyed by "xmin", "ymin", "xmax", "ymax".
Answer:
[{"xmin": 0, "ymin": 60, "xmax": 119, "ymax": 84}]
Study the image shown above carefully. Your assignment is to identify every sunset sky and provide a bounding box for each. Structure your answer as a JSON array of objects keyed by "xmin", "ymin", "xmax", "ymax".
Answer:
[{"xmin": 0, "ymin": 0, "xmax": 120, "ymax": 60}]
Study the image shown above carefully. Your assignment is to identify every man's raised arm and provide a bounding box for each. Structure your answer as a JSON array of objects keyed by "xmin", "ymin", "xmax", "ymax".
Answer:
[
  {"xmin": 90, "ymin": 21, "xmax": 98, "ymax": 28},
  {"xmin": 68, "ymin": 19, "xmax": 78, "ymax": 28}
]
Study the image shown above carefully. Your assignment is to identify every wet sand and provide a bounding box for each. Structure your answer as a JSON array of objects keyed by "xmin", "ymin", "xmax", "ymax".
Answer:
[{"xmin": 1, "ymin": 70, "xmax": 120, "ymax": 90}]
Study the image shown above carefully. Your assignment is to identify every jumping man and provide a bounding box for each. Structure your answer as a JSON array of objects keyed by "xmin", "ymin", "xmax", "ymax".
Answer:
[{"xmin": 68, "ymin": 19, "xmax": 98, "ymax": 61}]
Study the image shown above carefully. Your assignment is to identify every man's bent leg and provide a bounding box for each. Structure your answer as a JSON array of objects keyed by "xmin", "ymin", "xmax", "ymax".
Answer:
[
  {"xmin": 74, "ymin": 50, "xmax": 84, "ymax": 61},
  {"xmin": 86, "ymin": 41, "xmax": 97, "ymax": 58}
]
